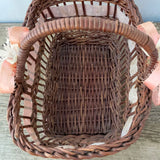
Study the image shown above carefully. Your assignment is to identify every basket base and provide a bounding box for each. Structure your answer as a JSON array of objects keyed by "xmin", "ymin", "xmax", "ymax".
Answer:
[{"xmin": 43, "ymin": 43, "xmax": 125, "ymax": 136}]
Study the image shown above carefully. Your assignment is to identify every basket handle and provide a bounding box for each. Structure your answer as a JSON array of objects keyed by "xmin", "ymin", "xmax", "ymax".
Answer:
[{"xmin": 16, "ymin": 17, "xmax": 158, "ymax": 83}]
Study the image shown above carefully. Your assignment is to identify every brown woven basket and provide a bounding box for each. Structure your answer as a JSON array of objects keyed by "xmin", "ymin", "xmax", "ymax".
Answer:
[{"xmin": 8, "ymin": 0, "xmax": 158, "ymax": 159}]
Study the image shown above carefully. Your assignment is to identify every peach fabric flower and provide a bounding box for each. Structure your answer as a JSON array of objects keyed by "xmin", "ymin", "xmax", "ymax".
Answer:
[
  {"xmin": 137, "ymin": 22, "xmax": 160, "ymax": 45},
  {"xmin": 143, "ymin": 63, "xmax": 160, "ymax": 91},
  {"xmin": 8, "ymin": 27, "xmax": 29, "ymax": 46},
  {"xmin": 152, "ymin": 84, "xmax": 160, "ymax": 106},
  {"xmin": 0, "ymin": 27, "xmax": 29, "ymax": 93},
  {"xmin": 0, "ymin": 60, "xmax": 16, "ymax": 93}
]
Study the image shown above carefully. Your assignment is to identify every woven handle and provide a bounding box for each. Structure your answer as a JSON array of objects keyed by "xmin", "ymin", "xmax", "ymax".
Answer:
[{"xmin": 16, "ymin": 17, "xmax": 158, "ymax": 83}]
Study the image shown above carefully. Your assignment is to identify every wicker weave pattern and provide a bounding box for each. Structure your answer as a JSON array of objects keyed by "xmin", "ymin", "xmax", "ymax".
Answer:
[
  {"xmin": 44, "ymin": 43, "xmax": 125, "ymax": 135},
  {"xmin": 23, "ymin": 0, "xmax": 143, "ymax": 29},
  {"xmin": 7, "ymin": 0, "xmax": 158, "ymax": 159}
]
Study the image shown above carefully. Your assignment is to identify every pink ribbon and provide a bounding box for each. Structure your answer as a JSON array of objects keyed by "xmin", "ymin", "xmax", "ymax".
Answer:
[
  {"xmin": 0, "ymin": 27, "xmax": 29, "ymax": 93},
  {"xmin": 138, "ymin": 22, "xmax": 160, "ymax": 106}
]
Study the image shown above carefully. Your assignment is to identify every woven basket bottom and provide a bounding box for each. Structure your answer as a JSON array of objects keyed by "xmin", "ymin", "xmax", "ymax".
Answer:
[{"xmin": 43, "ymin": 43, "xmax": 127, "ymax": 137}]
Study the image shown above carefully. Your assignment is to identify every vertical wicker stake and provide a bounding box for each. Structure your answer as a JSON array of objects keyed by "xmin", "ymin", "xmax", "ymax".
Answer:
[{"xmin": 7, "ymin": 0, "xmax": 158, "ymax": 159}]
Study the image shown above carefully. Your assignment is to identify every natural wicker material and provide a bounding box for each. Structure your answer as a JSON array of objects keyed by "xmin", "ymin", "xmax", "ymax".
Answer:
[
  {"xmin": 23, "ymin": 0, "xmax": 143, "ymax": 29},
  {"xmin": 8, "ymin": 0, "xmax": 158, "ymax": 159}
]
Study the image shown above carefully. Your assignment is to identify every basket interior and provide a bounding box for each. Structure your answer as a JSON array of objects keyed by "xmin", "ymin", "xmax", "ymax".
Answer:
[
  {"xmin": 41, "ymin": 29, "xmax": 134, "ymax": 137},
  {"xmin": 43, "ymin": 37, "xmax": 127, "ymax": 136},
  {"xmin": 18, "ymin": 29, "xmax": 150, "ymax": 147}
]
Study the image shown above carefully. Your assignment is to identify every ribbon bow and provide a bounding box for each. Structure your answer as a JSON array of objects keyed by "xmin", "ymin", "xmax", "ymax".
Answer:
[
  {"xmin": 0, "ymin": 27, "xmax": 29, "ymax": 93},
  {"xmin": 138, "ymin": 22, "xmax": 160, "ymax": 106}
]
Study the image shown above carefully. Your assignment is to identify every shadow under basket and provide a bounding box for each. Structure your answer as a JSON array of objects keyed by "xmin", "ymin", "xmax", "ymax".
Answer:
[{"xmin": 8, "ymin": 17, "xmax": 158, "ymax": 159}]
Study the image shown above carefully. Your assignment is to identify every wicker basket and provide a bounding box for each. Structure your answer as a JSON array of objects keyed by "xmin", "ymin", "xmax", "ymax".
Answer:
[{"xmin": 8, "ymin": 0, "xmax": 158, "ymax": 159}]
